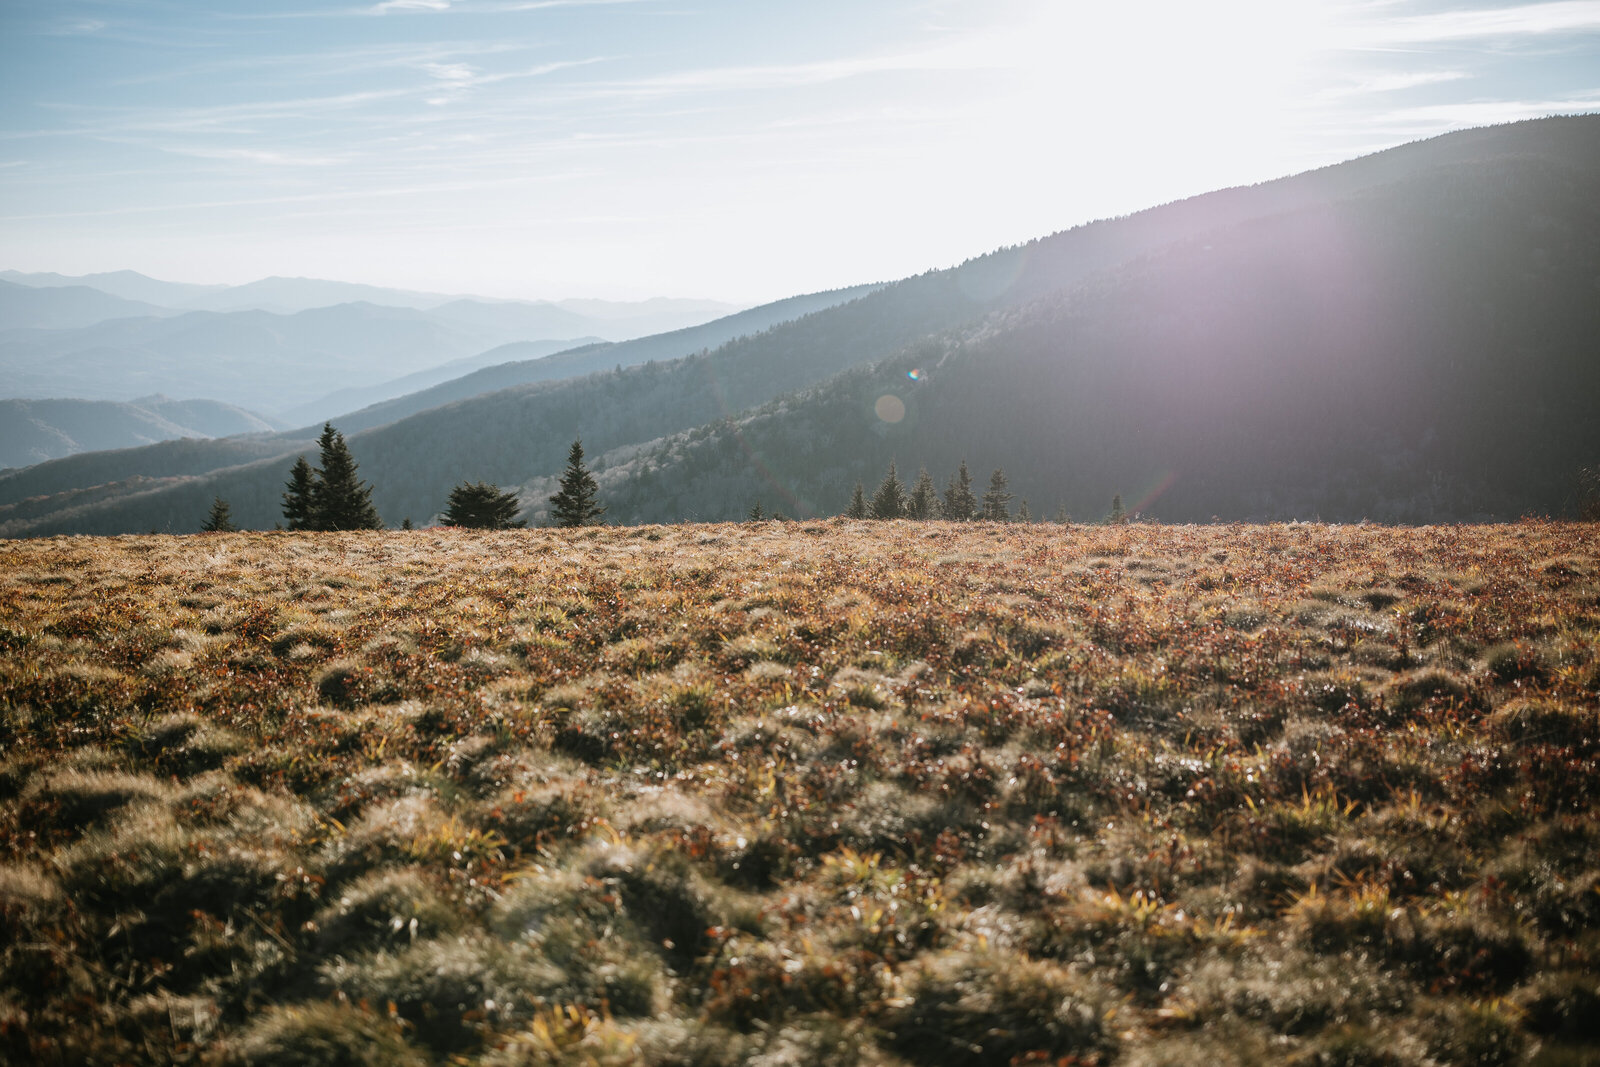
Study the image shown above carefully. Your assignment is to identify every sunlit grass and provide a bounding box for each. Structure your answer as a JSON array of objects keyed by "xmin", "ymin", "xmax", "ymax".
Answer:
[{"xmin": 1, "ymin": 520, "xmax": 1597, "ymax": 1063}]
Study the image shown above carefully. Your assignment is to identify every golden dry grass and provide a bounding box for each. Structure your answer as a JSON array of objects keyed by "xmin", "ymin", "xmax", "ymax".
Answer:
[{"xmin": 1, "ymin": 520, "xmax": 1597, "ymax": 1065}]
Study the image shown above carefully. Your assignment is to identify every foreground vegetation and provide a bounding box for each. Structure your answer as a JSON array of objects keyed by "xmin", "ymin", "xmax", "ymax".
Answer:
[{"xmin": 2, "ymin": 521, "xmax": 1597, "ymax": 1065}]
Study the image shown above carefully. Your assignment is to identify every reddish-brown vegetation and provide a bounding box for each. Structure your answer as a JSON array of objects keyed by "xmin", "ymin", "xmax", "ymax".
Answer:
[{"xmin": 1, "ymin": 521, "xmax": 1597, "ymax": 1064}]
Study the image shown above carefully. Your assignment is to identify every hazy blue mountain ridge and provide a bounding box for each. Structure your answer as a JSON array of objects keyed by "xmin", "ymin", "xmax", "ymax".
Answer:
[
  {"xmin": 0, "ymin": 396, "xmax": 285, "ymax": 471},
  {"xmin": 0, "ymin": 279, "xmax": 182, "ymax": 331}
]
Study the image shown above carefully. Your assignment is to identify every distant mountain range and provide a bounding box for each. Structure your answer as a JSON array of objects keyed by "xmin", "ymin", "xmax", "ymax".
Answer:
[
  {"xmin": 1, "ymin": 116, "xmax": 1597, "ymax": 534},
  {"xmin": 0, "ymin": 269, "xmax": 738, "ymax": 322},
  {"xmin": 0, "ymin": 271, "xmax": 744, "ymax": 421},
  {"xmin": 0, "ymin": 396, "xmax": 284, "ymax": 471}
]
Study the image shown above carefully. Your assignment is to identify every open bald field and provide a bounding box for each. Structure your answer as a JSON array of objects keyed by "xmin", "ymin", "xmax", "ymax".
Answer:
[{"xmin": 2, "ymin": 521, "xmax": 1598, "ymax": 1066}]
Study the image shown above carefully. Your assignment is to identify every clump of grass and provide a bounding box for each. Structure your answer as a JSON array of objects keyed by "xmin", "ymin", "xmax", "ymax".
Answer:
[
  {"xmin": 314, "ymin": 866, "xmax": 464, "ymax": 955},
  {"xmin": 319, "ymin": 934, "xmax": 566, "ymax": 1053},
  {"xmin": 1516, "ymin": 971, "xmax": 1600, "ymax": 1044},
  {"xmin": 0, "ymin": 862, "xmax": 67, "ymax": 939},
  {"xmin": 1482, "ymin": 641, "xmax": 1549, "ymax": 684},
  {"xmin": 480, "ymin": 780, "xmax": 607, "ymax": 851},
  {"xmin": 491, "ymin": 865, "xmax": 666, "ymax": 1016},
  {"xmin": 22, "ymin": 768, "xmax": 172, "ymax": 834},
  {"xmin": 884, "ymin": 948, "xmax": 1115, "ymax": 1066},
  {"xmin": 133, "ymin": 712, "xmax": 247, "ymax": 774},
  {"xmin": 224, "ymin": 1000, "xmax": 427, "ymax": 1067},
  {"xmin": 1382, "ymin": 669, "xmax": 1473, "ymax": 719},
  {"xmin": 316, "ymin": 660, "xmax": 376, "ymax": 707},
  {"xmin": 1487, "ymin": 698, "xmax": 1597, "ymax": 748}
]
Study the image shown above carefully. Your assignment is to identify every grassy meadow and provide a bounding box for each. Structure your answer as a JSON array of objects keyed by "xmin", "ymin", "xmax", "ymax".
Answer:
[{"xmin": 2, "ymin": 521, "xmax": 1598, "ymax": 1065}]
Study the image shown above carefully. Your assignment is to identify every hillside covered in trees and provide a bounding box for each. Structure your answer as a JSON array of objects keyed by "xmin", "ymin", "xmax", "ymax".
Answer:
[
  {"xmin": 594, "ymin": 138, "xmax": 1600, "ymax": 524},
  {"xmin": 2, "ymin": 116, "xmax": 1598, "ymax": 535}
]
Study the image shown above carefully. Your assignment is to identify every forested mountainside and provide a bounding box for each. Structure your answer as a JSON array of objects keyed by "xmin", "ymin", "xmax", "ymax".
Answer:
[
  {"xmin": 0, "ymin": 397, "xmax": 284, "ymax": 471},
  {"xmin": 3, "ymin": 116, "xmax": 1597, "ymax": 535},
  {"xmin": 0, "ymin": 435, "xmax": 313, "ymax": 512},
  {"xmin": 278, "ymin": 336, "xmax": 605, "ymax": 427},
  {"xmin": 293, "ymin": 282, "xmax": 886, "ymax": 437},
  {"xmin": 593, "ymin": 149, "xmax": 1600, "ymax": 524}
]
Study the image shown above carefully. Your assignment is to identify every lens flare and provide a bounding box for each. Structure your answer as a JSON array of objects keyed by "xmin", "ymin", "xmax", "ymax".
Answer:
[
  {"xmin": 907, "ymin": 369, "xmax": 922, "ymax": 381},
  {"xmin": 875, "ymin": 394, "xmax": 906, "ymax": 423}
]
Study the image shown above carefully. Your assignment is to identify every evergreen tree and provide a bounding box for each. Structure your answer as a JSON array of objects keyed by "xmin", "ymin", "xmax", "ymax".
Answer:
[
  {"xmin": 1017, "ymin": 499, "xmax": 1032, "ymax": 522},
  {"xmin": 1108, "ymin": 494, "xmax": 1128, "ymax": 525},
  {"xmin": 1054, "ymin": 502, "xmax": 1070, "ymax": 524},
  {"xmin": 401, "ymin": 518, "xmax": 414, "ymax": 530},
  {"xmin": 942, "ymin": 460, "xmax": 977, "ymax": 520},
  {"xmin": 845, "ymin": 481, "xmax": 869, "ymax": 519},
  {"xmin": 907, "ymin": 467, "xmax": 940, "ymax": 520},
  {"xmin": 549, "ymin": 438, "xmax": 606, "ymax": 527},
  {"xmin": 311, "ymin": 423, "xmax": 383, "ymax": 531},
  {"xmin": 748, "ymin": 501, "xmax": 765, "ymax": 521},
  {"xmin": 282, "ymin": 456, "xmax": 316, "ymax": 531},
  {"xmin": 981, "ymin": 468, "xmax": 1013, "ymax": 521},
  {"xmin": 200, "ymin": 497, "xmax": 237, "ymax": 533},
  {"xmin": 443, "ymin": 481, "xmax": 525, "ymax": 529},
  {"xmin": 871, "ymin": 460, "xmax": 907, "ymax": 519}
]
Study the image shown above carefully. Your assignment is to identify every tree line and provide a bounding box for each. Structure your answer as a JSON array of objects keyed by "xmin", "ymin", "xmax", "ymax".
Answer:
[
  {"xmin": 199, "ymin": 425, "xmax": 607, "ymax": 533},
  {"xmin": 203, "ymin": 427, "xmax": 1133, "ymax": 534},
  {"xmin": 835, "ymin": 459, "xmax": 1128, "ymax": 524}
]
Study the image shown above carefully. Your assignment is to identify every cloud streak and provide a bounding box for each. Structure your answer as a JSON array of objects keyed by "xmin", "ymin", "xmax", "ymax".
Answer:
[{"xmin": 1344, "ymin": 1, "xmax": 1600, "ymax": 45}]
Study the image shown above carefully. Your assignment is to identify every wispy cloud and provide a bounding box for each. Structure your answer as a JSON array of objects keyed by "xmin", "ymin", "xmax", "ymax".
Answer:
[
  {"xmin": 1320, "ymin": 69, "xmax": 1472, "ymax": 98},
  {"xmin": 372, "ymin": 0, "xmax": 452, "ymax": 13},
  {"xmin": 367, "ymin": 0, "xmax": 647, "ymax": 14},
  {"xmin": 158, "ymin": 145, "xmax": 346, "ymax": 167},
  {"xmin": 1372, "ymin": 91, "xmax": 1600, "ymax": 129},
  {"xmin": 1348, "ymin": 1, "xmax": 1600, "ymax": 45},
  {"xmin": 43, "ymin": 18, "xmax": 107, "ymax": 36}
]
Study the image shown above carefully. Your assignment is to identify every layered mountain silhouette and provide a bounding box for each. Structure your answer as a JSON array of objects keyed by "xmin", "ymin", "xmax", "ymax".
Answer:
[
  {"xmin": 0, "ymin": 396, "xmax": 285, "ymax": 471},
  {"xmin": 0, "ymin": 274, "xmax": 743, "ymax": 417},
  {"xmin": 2, "ymin": 116, "xmax": 1596, "ymax": 535}
]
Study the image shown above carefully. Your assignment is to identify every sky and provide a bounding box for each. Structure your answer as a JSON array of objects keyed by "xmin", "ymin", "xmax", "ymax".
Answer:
[{"xmin": 1, "ymin": 0, "xmax": 1598, "ymax": 303}]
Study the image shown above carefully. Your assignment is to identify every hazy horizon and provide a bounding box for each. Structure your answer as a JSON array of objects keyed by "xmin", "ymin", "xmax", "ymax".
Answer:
[{"xmin": 3, "ymin": 0, "xmax": 1600, "ymax": 304}]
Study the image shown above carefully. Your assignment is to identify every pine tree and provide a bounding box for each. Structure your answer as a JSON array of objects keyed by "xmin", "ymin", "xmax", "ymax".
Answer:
[
  {"xmin": 401, "ymin": 518, "xmax": 414, "ymax": 531},
  {"xmin": 747, "ymin": 501, "xmax": 765, "ymax": 521},
  {"xmin": 200, "ymin": 497, "xmax": 237, "ymax": 532},
  {"xmin": 282, "ymin": 456, "xmax": 316, "ymax": 531},
  {"xmin": 942, "ymin": 460, "xmax": 977, "ymax": 521},
  {"xmin": 1054, "ymin": 502, "xmax": 1070, "ymax": 524},
  {"xmin": 871, "ymin": 460, "xmax": 907, "ymax": 519},
  {"xmin": 845, "ymin": 481, "xmax": 869, "ymax": 519},
  {"xmin": 981, "ymin": 468, "xmax": 1012, "ymax": 521},
  {"xmin": 1017, "ymin": 499, "xmax": 1032, "ymax": 522},
  {"xmin": 549, "ymin": 438, "xmax": 606, "ymax": 527},
  {"xmin": 311, "ymin": 423, "xmax": 383, "ymax": 531},
  {"xmin": 443, "ymin": 481, "xmax": 526, "ymax": 529},
  {"xmin": 1108, "ymin": 494, "xmax": 1128, "ymax": 525},
  {"xmin": 907, "ymin": 467, "xmax": 940, "ymax": 520}
]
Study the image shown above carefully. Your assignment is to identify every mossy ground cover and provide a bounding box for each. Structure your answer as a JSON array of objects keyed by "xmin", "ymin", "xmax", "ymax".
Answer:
[{"xmin": 2, "ymin": 521, "xmax": 1597, "ymax": 1065}]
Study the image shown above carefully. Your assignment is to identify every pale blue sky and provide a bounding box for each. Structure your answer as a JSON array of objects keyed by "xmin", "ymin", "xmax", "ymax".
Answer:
[{"xmin": 3, "ymin": 0, "xmax": 1598, "ymax": 301}]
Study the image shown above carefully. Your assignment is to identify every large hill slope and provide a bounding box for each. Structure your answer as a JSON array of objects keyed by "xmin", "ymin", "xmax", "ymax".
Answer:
[{"xmin": 592, "ymin": 144, "xmax": 1600, "ymax": 523}]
